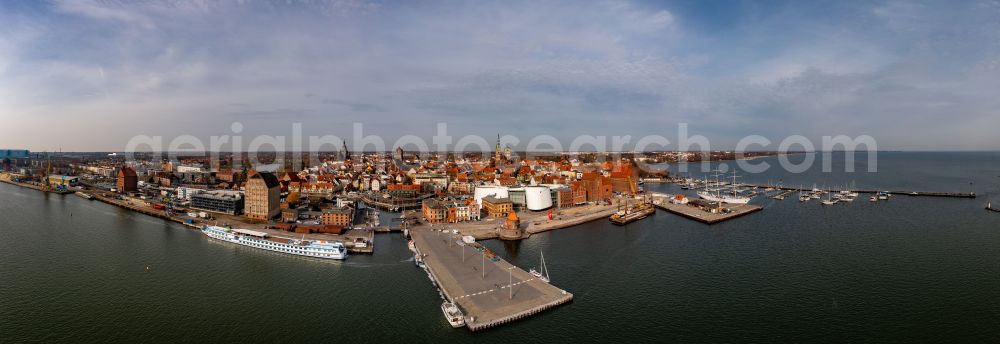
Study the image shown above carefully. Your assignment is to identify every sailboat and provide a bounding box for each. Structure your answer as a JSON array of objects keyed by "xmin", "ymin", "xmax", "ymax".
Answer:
[
  {"xmin": 840, "ymin": 183, "xmax": 857, "ymax": 202},
  {"xmin": 821, "ymin": 189, "xmax": 838, "ymax": 205},
  {"xmin": 529, "ymin": 251, "xmax": 550, "ymax": 283},
  {"xmin": 697, "ymin": 170, "xmax": 752, "ymax": 204}
]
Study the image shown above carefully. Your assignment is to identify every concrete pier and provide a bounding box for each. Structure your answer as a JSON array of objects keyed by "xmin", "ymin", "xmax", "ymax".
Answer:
[
  {"xmin": 653, "ymin": 199, "xmax": 762, "ymax": 224},
  {"xmin": 739, "ymin": 184, "xmax": 976, "ymax": 198},
  {"xmin": 411, "ymin": 230, "xmax": 572, "ymax": 331}
]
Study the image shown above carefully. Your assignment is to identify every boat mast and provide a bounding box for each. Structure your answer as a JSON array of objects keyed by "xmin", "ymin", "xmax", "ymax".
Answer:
[
  {"xmin": 541, "ymin": 251, "xmax": 549, "ymax": 281},
  {"xmin": 731, "ymin": 170, "xmax": 738, "ymax": 197}
]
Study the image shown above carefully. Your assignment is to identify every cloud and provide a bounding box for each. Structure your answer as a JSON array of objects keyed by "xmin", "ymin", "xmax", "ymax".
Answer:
[
  {"xmin": 228, "ymin": 108, "xmax": 315, "ymax": 120},
  {"xmin": 0, "ymin": 0, "xmax": 998, "ymax": 151},
  {"xmin": 52, "ymin": 0, "xmax": 155, "ymax": 29},
  {"xmin": 322, "ymin": 99, "xmax": 386, "ymax": 112}
]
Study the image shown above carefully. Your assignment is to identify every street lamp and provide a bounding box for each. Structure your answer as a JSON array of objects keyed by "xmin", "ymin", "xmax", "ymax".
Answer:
[{"xmin": 508, "ymin": 266, "xmax": 514, "ymax": 300}]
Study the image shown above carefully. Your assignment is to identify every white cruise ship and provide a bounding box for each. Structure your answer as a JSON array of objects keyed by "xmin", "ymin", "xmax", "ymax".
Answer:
[{"xmin": 202, "ymin": 226, "xmax": 347, "ymax": 260}]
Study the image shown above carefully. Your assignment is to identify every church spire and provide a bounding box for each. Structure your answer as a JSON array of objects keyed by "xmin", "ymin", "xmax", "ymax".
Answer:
[
  {"xmin": 342, "ymin": 140, "xmax": 351, "ymax": 162},
  {"xmin": 495, "ymin": 133, "xmax": 502, "ymax": 163}
]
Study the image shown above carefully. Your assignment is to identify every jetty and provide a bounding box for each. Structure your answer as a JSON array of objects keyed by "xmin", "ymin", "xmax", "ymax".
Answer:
[
  {"xmin": 650, "ymin": 194, "xmax": 762, "ymax": 224},
  {"xmin": 988, "ymin": 202, "xmax": 1000, "ymax": 213},
  {"xmin": 770, "ymin": 190, "xmax": 794, "ymax": 200},
  {"xmin": 739, "ymin": 184, "xmax": 976, "ymax": 198},
  {"xmin": 411, "ymin": 230, "xmax": 572, "ymax": 331}
]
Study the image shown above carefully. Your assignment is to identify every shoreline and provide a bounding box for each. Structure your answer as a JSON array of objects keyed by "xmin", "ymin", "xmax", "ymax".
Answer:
[{"xmin": 0, "ymin": 173, "xmax": 375, "ymax": 253}]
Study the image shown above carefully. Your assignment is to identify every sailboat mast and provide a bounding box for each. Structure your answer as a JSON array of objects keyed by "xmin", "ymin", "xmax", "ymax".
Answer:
[{"xmin": 541, "ymin": 251, "xmax": 549, "ymax": 281}]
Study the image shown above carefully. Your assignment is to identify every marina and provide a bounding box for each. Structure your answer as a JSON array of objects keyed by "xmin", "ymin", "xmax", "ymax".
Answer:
[
  {"xmin": 2, "ymin": 151, "xmax": 999, "ymax": 342},
  {"xmin": 726, "ymin": 183, "xmax": 976, "ymax": 199}
]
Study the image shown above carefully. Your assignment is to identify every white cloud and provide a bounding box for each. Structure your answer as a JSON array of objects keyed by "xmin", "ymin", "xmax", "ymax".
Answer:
[
  {"xmin": 0, "ymin": 0, "xmax": 998, "ymax": 150},
  {"xmin": 52, "ymin": 0, "xmax": 155, "ymax": 29}
]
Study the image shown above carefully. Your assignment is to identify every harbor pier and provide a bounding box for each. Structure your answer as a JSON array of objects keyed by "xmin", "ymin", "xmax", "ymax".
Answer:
[
  {"xmin": 738, "ymin": 184, "xmax": 976, "ymax": 198},
  {"xmin": 411, "ymin": 230, "xmax": 572, "ymax": 331},
  {"xmin": 651, "ymin": 195, "xmax": 762, "ymax": 224}
]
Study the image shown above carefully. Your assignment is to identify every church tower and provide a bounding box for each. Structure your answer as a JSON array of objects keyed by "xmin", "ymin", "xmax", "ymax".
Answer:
[
  {"xmin": 494, "ymin": 133, "xmax": 502, "ymax": 163},
  {"xmin": 342, "ymin": 140, "xmax": 352, "ymax": 162}
]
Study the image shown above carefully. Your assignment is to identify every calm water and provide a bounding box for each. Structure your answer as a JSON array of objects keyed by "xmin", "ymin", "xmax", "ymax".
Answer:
[{"xmin": 2, "ymin": 152, "xmax": 1000, "ymax": 343}]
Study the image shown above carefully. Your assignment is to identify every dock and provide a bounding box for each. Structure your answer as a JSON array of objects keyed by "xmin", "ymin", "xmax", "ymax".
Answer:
[
  {"xmin": 411, "ymin": 230, "xmax": 572, "ymax": 331},
  {"xmin": 0, "ymin": 178, "xmax": 75, "ymax": 194},
  {"xmin": 770, "ymin": 190, "xmax": 793, "ymax": 200},
  {"xmin": 739, "ymin": 184, "xmax": 975, "ymax": 198},
  {"xmin": 652, "ymin": 198, "xmax": 762, "ymax": 224}
]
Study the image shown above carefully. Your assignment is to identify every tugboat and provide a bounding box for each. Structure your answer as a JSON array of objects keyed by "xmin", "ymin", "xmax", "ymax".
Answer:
[{"xmin": 441, "ymin": 302, "xmax": 466, "ymax": 328}]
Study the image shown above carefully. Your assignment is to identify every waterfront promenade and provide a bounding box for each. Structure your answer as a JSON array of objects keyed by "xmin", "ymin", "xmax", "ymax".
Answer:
[
  {"xmin": 410, "ymin": 202, "xmax": 620, "ymax": 240},
  {"xmin": 0, "ymin": 172, "xmax": 373, "ymax": 253},
  {"xmin": 411, "ymin": 230, "xmax": 572, "ymax": 331}
]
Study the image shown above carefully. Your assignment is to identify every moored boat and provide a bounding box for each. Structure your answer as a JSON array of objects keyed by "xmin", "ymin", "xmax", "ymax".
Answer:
[
  {"xmin": 529, "ymin": 251, "xmax": 551, "ymax": 283},
  {"xmin": 610, "ymin": 202, "xmax": 655, "ymax": 225},
  {"xmin": 201, "ymin": 225, "xmax": 346, "ymax": 260},
  {"xmin": 441, "ymin": 302, "xmax": 465, "ymax": 328}
]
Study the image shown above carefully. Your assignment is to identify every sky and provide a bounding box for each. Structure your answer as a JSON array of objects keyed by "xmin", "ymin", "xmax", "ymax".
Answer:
[{"xmin": 1, "ymin": 0, "xmax": 999, "ymax": 152}]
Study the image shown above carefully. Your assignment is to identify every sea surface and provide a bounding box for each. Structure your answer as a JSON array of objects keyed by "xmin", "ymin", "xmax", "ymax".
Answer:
[{"xmin": 2, "ymin": 152, "xmax": 1000, "ymax": 343}]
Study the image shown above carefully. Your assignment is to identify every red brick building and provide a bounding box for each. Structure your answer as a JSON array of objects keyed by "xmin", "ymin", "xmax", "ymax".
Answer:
[
  {"xmin": 117, "ymin": 167, "xmax": 137, "ymax": 193},
  {"xmin": 609, "ymin": 163, "xmax": 639, "ymax": 195},
  {"xmin": 578, "ymin": 172, "xmax": 612, "ymax": 202},
  {"xmin": 321, "ymin": 208, "xmax": 353, "ymax": 226}
]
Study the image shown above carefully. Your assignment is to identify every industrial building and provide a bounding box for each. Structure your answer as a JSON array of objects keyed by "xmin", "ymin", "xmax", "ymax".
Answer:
[
  {"xmin": 47, "ymin": 175, "xmax": 78, "ymax": 188},
  {"xmin": 0, "ymin": 150, "xmax": 29, "ymax": 159},
  {"xmin": 190, "ymin": 190, "xmax": 244, "ymax": 215},
  {"xmin": 117, "ymin": 167, "xmax": 138, "ymax": 193},
  {"xmin": 246, "ymin": 172, "xmax": 280, "ymax": 221}
]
